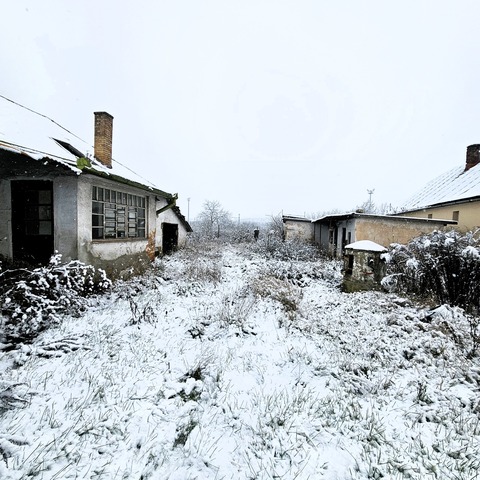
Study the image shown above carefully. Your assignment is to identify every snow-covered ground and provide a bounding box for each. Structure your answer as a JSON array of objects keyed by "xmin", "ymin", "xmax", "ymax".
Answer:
[{"xmin": 1, "ymin": 242, "xmax": 479, "ymax": 479}]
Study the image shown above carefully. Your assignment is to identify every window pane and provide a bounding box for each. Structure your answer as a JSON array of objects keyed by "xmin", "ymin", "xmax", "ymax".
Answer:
[
  {"xmin": 92, "ymin": 214, "xmax": 104, "ymax": 227},
  {"xmin": 105, "ymin": 208, "xmax": 115, "ymax": 220},
  {"xmin": 92, "ymin": 227, "xmax": 104, "ymax": 239},
  {"xmin": 39, "ymin": 206, "xmax": 52, "ymax": 220},
  {"xmin": 92, "ymin": 202, "xmax": 104, "ymax": 214},
  {"xmin": 92, "ymin": 188, "xmax": 146, "ymax": 240},
  {"xmin": 39, "ymin": 221, "xmax": 52, "ymax": 235},
  {"xmin": 105, "ymin": 227, "xmax": 116, "ymax": 238}
]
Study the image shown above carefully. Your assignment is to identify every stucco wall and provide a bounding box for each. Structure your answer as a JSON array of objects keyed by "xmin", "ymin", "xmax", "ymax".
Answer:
[
  {"xmin": 400, "ymin": 201, "xmax": 480, "ymax": 233},
  {"xmin": 283, "ymin": 220, "xmax": 313, "ymax": 242},
  {"xmin": 53, "ymin": 176, "xmax": 78, "ymax": 261},
  {"xmin": 314, "ymin": 215, "xmax": 454, "ymax": 258},
  {"xmin": 157, "ymin": 205, "xmax": 190, "ymax": 248},
  {"xmin": 355, "ymin": 217, "xmax": 453, "ymax": 247}
]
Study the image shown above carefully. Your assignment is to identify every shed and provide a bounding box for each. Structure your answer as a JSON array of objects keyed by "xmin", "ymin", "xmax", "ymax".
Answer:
[
  {"xmin": 282, "ymin": 215, "xmax": 313, "ymax": 242},
  {"xmin": 313, "ymin": 212, "xmax": 456, "ymax": 258},
  {"xmin": 342, "ymin": 240, "xmax": 387, "ymax": 292}
]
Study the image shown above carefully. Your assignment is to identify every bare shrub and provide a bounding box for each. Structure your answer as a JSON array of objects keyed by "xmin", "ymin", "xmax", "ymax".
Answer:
[
  {"xmin": 251, "ymin": 275, "xmax": 302, "ymax": 313},
  {"xmin": 253, "ymin": 237, "xmax": 321, "ymax": 261}
]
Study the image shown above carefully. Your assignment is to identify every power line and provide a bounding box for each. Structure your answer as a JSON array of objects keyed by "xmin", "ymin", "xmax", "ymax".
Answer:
[{"xmin": 0, "ymin": 94, "xmax": 87, "ymax": 144}]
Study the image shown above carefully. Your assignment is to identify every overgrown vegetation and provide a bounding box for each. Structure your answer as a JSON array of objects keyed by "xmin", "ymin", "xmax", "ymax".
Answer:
[
  {"xmin": 0, "ymin": 253, "xmax": 111, "ymax": 345},
  {"xmin": 383, "ymin": 229, "xmax": 480, "ymax": 355},
  {"xmin": 1, "ymin": 240, "xmax": 480, "ymax": 479}
]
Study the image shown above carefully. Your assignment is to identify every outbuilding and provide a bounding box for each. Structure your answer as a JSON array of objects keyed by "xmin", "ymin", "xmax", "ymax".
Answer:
[{"xmin": 342, "ymin": 240, "xmax": 387, "ymax": 292}]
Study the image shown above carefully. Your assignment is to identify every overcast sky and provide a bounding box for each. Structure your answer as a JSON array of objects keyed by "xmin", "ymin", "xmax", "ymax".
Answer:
[{"xmin": 2, "ymin": 1, "xmax": 480, "ymax": 221}]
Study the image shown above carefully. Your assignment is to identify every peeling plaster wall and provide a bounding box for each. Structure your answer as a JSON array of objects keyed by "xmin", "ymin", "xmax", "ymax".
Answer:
[
  {"xmin": 283, "ymin": 220, "xmax": 313, "ymax": 242},
  {"xmin": 314, "ymin": 216, "xmax": 453, "ymax": 258},
  {"xmin": 355, "ymin": 217, "xmax": 452, "ymax": 247},
  {"xmin": 342, "ymin": 248, "xmax": 386, "ymax": 292}
]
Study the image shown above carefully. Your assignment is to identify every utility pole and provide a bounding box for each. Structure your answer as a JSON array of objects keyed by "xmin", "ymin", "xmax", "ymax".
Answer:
[
  {"xmin": 187, "ymin": 197, "xmax": 190, "ymax": 222},
  {"xmin": 367, "ymin": 189, "xmax": 375, "ymax": 212}
]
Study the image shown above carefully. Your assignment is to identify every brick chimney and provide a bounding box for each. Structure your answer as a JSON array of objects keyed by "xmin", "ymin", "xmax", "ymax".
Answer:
[
  {"xmin": 465, "ymin": 144, "xmax": 480, "ymax": 172},
  {"xmin": 94, "ymin": 112, "xmax": 113, "ymax": 168}
]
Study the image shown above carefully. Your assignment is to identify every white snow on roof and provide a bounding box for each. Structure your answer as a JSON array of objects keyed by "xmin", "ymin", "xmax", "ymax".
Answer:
[
  {"xmin": 0, "ymin": 96, "xmax": 166, "ymax": 193},
  {"xmin": 0, "ymin": 95, "xmax": 90, "ymax": 163},
  {"xmin": 345, "ymin": 240, "xmax": 387, "ymax": 251},
  {"xmin": 402, "ymin": 159, "xmax": 480, "ymax": 211}
]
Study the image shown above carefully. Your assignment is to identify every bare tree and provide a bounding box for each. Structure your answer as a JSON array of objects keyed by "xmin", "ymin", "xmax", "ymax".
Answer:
[
  {"xmin": 267, "ymin": 213, "xmax": 284, "ymax": 239},
  {"xmin": 197, "ymin": 200, "xmax": 231, "ymax": 238}
]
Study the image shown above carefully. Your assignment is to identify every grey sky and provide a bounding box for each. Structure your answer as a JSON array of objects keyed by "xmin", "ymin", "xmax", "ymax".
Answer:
[{"xmin": 2, "ymin": 1, "xmax": 480, "ymax": 221}]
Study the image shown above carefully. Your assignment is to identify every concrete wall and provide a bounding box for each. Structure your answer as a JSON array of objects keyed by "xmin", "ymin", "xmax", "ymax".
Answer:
[
  {"xmin": 355, "ymin": 217, "xmax": 453, "ymax": 247},
  {"xmin": 283, "ymin": 219, "xmax": 314, "ymax": 242},
  {"xmin": 313, "ymin": 219, "xmax": 355, "ymax": 257},
  {"xmin": 53, "ymin": 176, "xmax": 78, "ymax": 262},
  {"xmin": 314, "ymin": 215, "xmax": 454, "ymax": 258},
  {"xmin": 400, "ymin": 201, "xmax": 480, "ymax": 233},
  {"xmin": 342, "ymin": 248, "xmax": 387, "ymax": 292}
]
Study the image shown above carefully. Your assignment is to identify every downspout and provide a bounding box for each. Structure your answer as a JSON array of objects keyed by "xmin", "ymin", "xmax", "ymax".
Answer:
[{"xmin": 156, "ymin": 193, "xmax": 178, "ymax": 215}]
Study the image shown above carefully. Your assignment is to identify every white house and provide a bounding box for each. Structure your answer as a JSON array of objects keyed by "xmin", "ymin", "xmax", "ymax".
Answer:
[{"xmin": 0, "ymin": 98, "xmax": 191, "ymax": 278}]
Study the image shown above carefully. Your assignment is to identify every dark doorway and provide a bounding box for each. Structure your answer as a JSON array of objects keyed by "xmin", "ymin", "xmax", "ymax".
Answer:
[
  {"xmin": 162, "ymin": 222, "xmax": 178, "ymax": 255},
  {"xmin": 11, "ymin": 180, "xmax": 54, "ymax": 265}
]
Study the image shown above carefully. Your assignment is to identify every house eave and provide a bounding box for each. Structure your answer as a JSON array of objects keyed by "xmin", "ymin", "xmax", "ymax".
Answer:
[
  {"xmin": 83, "ymin": 167, "xmax": 173, "ymax": 199},
  {"xmin": 399, "ymin": 195, "xmax": 480, "ymax": 215},
  {"xmin": 314, "ymin": 212, "xmax": 457, "ymax": 226}
]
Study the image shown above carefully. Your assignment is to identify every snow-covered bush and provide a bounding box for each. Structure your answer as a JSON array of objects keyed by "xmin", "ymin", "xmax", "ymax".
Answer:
[
  {"xmin": 384, "ymin": 230, "xmax": 480, "ymax": 313},
  {"xmin": 0, "ymin": 254, "xmax": 111, "ymax": 344},
  {"xmin": 384, "ymin": 230, "xmax": 480, "ymax": 355},
  {"xmin": 253, "ymin": 236, "xmax": 320, "ymax": 261}
]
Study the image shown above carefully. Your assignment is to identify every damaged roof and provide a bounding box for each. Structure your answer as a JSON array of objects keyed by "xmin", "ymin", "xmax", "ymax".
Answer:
[{"xmin": 0, "ymin": 95, "xmax": 174, "ymax": 199}]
